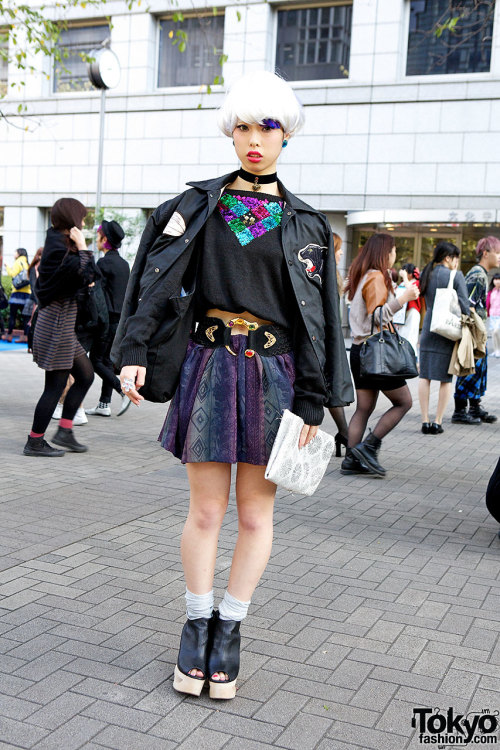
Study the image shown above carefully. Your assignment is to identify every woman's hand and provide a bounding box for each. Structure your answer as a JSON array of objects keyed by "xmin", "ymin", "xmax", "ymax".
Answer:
[
  {"xmin": 401, "ymin": 284, "xmax": 420, "ymax": 303},
  {"xmin": 69, "ymin": 226, "xmax": 87, "ymax": 251},
  {"xmin": 399, "ymin": 269, "xmax": 408, "ymax": 283},
  {"xmin": 299, "ymin": 424, "xmax": 318, "ymax": 449},
  {"xmin": 120, "ymin": 366, "xmax": 146, "ymax": 406}
]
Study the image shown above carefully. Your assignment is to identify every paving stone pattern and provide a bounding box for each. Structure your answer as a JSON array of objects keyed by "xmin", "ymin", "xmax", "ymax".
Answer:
[{"xmin": 1, "ymin": 350, "xmax": 499, "ymax": 749}]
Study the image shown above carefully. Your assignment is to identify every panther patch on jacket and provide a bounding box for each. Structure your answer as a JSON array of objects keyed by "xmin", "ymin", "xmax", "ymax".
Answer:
[{"xmin": 298, "ymin": 243, "xmax": 327, "ymax": 285}]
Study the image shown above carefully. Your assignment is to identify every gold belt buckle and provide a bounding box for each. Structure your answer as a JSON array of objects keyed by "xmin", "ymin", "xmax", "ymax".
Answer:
[{"xmin": 225, "ymin": 318, "xmax": 259, "ymax": 356}]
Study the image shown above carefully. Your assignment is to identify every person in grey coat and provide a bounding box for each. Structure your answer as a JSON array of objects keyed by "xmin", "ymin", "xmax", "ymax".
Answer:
[{"xmin": 418, "ymin": 242, "xmax": 470, "ymax": 435}]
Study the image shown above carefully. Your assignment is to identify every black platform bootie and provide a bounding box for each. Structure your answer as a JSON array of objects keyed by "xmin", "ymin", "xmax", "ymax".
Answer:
[
  {"xmin": 208, "ymin": 610, "xmax": 241, "ymax": 700},
  {"xmin": 340, "ymin": 448, "xmax": 370, "ymax": 475},
  {"xmin": 173, "ymin": 615, "xmax": 214, "ymax": 697}
]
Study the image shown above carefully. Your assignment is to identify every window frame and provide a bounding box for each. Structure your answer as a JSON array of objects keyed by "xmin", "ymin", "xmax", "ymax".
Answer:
[
  {"xmin": 51, "ymin": 20, "xmax": 110, "ymax": 96},
  {"xmin": 402, "ymin": 0, "xmax": 497, "ymax": 81},
  {"xmin": 156, "ymin": 9, "xmax": 226, "ymax": 92},
  {"xmin": 272, "ymin": 0, "xmax": 353, "ymax": 85}
]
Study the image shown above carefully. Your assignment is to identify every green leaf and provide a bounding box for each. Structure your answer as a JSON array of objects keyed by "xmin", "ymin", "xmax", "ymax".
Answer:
[{"xmin": 178, "ymin": 41, "xmax": 186, "ymax": 52}]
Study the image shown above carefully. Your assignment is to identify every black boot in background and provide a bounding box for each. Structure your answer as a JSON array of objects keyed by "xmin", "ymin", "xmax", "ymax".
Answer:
[
  {"xmin": 340, "ymin": 448, "xmax": 371, "ymax": 475},
  {"xmin": 451, "ymin": 396, "xmax": 481, "ymax": 424},
  {"xmin": 23, "ymin": 435, "xmax": 65, "ymax": 457},
  {"xmin": 52, "ymin": 427, "xmax": 88, "ymax": 453},
  {"xmin": 469, "ymin": 399, "xmax": 497, "ymax": 423},
  {"xmin": 352, "ymin": 431, "xmax": 386, "ymax": 476}
]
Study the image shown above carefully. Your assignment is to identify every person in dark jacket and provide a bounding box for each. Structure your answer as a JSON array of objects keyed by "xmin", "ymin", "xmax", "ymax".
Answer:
[
  {"xmin": 485, "ymin": 456, "xmax": 500, "ymax": 538},
  {"xmin": 113, "ymin": 71, "xmax": 353, "ymax": 700},
  {"xmin": 86, "ymin": 219, "xmax": 131, "ymax": 417},
  {"xmin": 23, "ymin": 198, "xmax": 96, "ymax": 457}
]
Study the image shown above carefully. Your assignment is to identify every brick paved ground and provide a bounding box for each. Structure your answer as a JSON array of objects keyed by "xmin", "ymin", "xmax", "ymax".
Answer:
[{"xmin": 1, "ymin": 348, "xmax": 499, "ymax": 749}]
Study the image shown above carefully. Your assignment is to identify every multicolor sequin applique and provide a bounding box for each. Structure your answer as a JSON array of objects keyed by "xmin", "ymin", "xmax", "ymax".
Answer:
[{"xmin": 218, "ymin": 193, "xmax": 284, "ymax": 247}]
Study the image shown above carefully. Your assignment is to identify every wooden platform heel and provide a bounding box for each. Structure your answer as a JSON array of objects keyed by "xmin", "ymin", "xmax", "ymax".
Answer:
[
  {"xmin": 173, "ymin": 615, "xmax": 213, "ymax": 697},
  {"xmin": 208, "ymin": 611, "xmax": 241, "ymax": 700}
]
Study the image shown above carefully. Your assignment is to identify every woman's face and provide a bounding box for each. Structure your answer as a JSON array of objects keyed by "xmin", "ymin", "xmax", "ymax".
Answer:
[
  {"xmin": 446, "ymin": 255, "xmax": 459, "ymax": 270},
  {"xmin": 388, "ymin": 246, "xmax": 397, "ymax": 268},
  {"xmin": 14, "ymin": 250, "xmax": 19, "ymax": 260},
  {"xmin": 232, "ymin": 121, "xmax": 287, "ymax": 175},
  {"xmin": 494, "ymin": 278, "xmax": 500, "ymax": 288},
  {"xmin": 335, "ymin": 243, "xmax": 343, "ymax": 266}
]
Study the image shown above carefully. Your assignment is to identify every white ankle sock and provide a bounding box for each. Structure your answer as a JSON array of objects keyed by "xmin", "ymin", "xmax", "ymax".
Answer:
[
  {"xmin": 185, "ymin": 588, "xmax": 214, "ymax": 620},
  {"xmin": 218, "ymin": 590, "xmax": 250, "ymax": 622}
]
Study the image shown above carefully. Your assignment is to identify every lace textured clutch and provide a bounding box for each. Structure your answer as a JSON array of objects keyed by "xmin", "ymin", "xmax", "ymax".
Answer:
[{"xmin": 265, "ymin": 409, "xmax": 335, "ymax": 496}]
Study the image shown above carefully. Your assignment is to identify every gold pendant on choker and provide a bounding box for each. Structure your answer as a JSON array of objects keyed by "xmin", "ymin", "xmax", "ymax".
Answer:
[{"xmin": 252, "ymin": 178, "xmax": 261, "ymax": 192}]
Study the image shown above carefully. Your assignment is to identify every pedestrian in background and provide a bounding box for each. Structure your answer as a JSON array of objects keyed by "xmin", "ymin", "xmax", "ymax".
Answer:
[
  {"xmin": 26, "ymin": 247, "xmax": 43, "ymax": 352},
  {"xmin": 24, "ymin": 198, "xmax": 96, "ymax": 457},
  {"xmin": 341, "ymin": 233, "xmax": 419, "ymax": 477},
  {"xmin": 86, "ymin": 220, "xmax": 131, "ymax": 418},
  {"xmin": 395, "ymin": 263, "xmax": 421, "ymax": 358},
  {"xmin": 3, "ymin": 248, "xmax": 30, "ymax": 343},
  {"xmin": 452, "ymin": 236, "xmax": 500, "ymax": 425},
  {"xmin": 486, "ymin": 272, "xmax": 500, "ymax": 357},
  {"xmin": 418, "ymin": 242, "xmax": 470, "ymax": 435}
]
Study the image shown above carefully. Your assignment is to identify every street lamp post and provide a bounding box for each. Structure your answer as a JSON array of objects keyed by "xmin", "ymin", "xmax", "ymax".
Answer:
[{"xmin": 87, "ymin": 47, "xmax": 121, "ymax": 252}]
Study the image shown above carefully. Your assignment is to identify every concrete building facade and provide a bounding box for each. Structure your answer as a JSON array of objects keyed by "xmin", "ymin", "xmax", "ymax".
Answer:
[{"xmin": 1, "ymin": 0, "xmax": 500, "ymax": 279}]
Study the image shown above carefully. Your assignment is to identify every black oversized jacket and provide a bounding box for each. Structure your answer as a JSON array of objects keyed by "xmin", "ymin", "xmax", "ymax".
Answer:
[
  {"xmin": 111, "ymin": 172, "xmax": 353, "ymax": 425},
  {"xmin": 97, "ymin": 249, "xmax": 130, "ymax": 317},
  {"xmin": 35, "ymin": 228, "xmax": 96, "ymax": 309}
]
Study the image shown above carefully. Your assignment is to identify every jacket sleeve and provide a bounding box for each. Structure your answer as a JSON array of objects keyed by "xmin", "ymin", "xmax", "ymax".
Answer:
[
  {"xmin": 320, "ymin": 218, "xmax": 354, "ymax": 409},
  {"xmin": 455, "ymin": 271, "xmax": 471, "ymax": 315},
  {"xmin": 111, "ymin": 194, "xmax": 188, "ymax": 368},
  {"xmin": 291, "ymin": 314, "xmax": 328, "ymax": 426}
]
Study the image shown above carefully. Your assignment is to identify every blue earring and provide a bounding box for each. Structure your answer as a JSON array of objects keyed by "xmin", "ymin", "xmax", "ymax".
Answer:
[{"xmin": 282, "ymin": 139, "xmax": 288, "ymax": 148}]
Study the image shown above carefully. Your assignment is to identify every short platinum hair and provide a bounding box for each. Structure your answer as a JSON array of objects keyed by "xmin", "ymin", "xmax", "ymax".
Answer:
[{"xmin": 217, "ymin": 70, "xmax": 305, "ymax": 139}]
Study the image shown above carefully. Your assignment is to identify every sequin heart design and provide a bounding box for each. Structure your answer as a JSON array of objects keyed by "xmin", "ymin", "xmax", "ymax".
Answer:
[{"xmin": 218, "ymin": 194, "xmax": 283, "ymax": 246}]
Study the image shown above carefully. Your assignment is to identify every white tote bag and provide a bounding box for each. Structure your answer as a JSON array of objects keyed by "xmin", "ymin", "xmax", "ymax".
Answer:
[
  {"xmin": 265, "ymin": 410, "xmax": 335, "ymax": 496},
  {"xmin": 430, "ymin": 269, "xmax": 463, "ymax": 341}
]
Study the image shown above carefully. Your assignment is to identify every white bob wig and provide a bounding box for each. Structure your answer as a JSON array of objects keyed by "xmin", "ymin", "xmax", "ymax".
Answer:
[{"xmin": 217, "ymin": 70, "xmax": 305, "ymax": 139}]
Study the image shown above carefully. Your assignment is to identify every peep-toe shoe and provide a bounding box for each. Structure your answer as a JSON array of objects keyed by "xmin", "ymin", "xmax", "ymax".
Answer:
[{"xmin": 173, "ymin": 614, "xmax": 213, "ymax": 696}]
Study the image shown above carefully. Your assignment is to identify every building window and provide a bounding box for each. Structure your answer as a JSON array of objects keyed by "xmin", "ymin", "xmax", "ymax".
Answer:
[
  {"xmin": 53, "ymin": 24, "xmax": 109, "ymax": 93},
  {"xmin": 406, "ymin": 0, "xmax": 495, "ymax": 76},
  {"xmin": 0, "ymin": 31, "xmax": 8, "ymax": 96},
  {"xmin": 275, "ymin": 3, "xmax": 352, "ymax": 82},
  {"xmin": 158, "ymin": 14, "xmax": 224, "ymax": 87}
]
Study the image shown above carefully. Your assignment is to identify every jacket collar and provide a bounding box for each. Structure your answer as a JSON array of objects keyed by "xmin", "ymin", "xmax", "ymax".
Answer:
[{"xmin": 186, "ymin": 171, "xmax": 321, "ymax": 215}]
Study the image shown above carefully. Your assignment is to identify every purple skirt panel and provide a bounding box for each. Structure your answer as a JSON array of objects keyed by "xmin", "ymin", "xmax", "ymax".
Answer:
[{"xmin": 158, "ymin": 335, "xmax": 295, "ymax": 465}]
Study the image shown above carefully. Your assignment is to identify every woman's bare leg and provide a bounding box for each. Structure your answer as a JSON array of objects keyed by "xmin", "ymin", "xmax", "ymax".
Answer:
[
  {"xmin": 418, "ymin": 378, "xmax": 431, "ymax": 423},
  {"xmin": 435, "ymin": 382, "xmax": 453, "ymax": 424},
  {"xmin": 210, "ymin": 462, "xmax": 277, "ymax": 682},
  {"xmin": 181, "ymin": 462, "xmax": 231, "ymax": 677}
]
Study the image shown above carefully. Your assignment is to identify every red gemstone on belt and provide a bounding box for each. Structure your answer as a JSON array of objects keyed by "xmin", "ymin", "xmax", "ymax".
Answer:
[{"xmin": 244, "ymin": 349, "xmax": 255, "ymax": 358}]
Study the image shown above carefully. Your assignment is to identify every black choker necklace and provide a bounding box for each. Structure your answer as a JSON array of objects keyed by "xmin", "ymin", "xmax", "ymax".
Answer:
[{"xmin": 238, "ymin": 168, "xmax": 277, "ymax": 192}]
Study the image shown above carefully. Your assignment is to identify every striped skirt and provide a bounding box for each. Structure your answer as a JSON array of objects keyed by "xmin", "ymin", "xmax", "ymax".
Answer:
[
  {"xmin": 33, "ymin": 299, "xmax": 86, "ymax": 371},
  {"xmin": 158, "ymin": 335, "xmax": 295, "ymax": 465}
]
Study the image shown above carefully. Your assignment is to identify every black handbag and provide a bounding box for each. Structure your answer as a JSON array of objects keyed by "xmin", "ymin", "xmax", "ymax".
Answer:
[
  {"xmin": 12, "ymin": 269, "xmax": 29, "ymax": 289},
  {"xmin": 359, "ymin": 306, "xmax": 418, "ymax": 379}
]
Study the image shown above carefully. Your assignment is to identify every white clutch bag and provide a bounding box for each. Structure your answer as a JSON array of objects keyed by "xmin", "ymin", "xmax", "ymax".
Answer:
[{"xmin": 265, "ymin": 409, "xmax": 335, "ymax": 496}]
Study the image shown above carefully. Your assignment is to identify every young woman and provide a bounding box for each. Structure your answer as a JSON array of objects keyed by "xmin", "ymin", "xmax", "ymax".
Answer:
[
  {"xmin": 4, "ymin": 248, "xmax": 30, "ymax": 343},
  {"xmin": 114, "ymin": 71, "xmax": 353, "ymax": 699},
  {"xmin": 328, "ymin": 232, "xmax": 349, "ymax": 455},
  {"xmin": 23, "ymin": 198, "xmax": 96, "ymax": 457},
  {"xmin": 486, "ymin": 273, "xmax": 500, "ymax": 357},
  {"xmin": 418, "ymin": 242, "xmax": 470, "ymax": 435},
  {"xmin": 341, "ymin": 234, "xmax": 419, "ymax": 477},
  {"xmin": 395, "ymin": 263, "xmax": 421, "ymax": 358}
]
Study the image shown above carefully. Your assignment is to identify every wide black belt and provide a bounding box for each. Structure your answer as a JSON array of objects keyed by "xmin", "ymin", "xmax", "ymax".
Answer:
[{"xmin": 192, "ymin": 316, "xmax": 293, "ymax": 358}]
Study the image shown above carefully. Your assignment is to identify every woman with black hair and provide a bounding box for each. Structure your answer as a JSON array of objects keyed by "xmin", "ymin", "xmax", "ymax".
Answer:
[
  {"xmin": 23, "ymin": 198, "xmax": 96, "ymax": 457},
  {"xmin": 418, "ymin": 241, "xmax": 470, "ymax": 435}
]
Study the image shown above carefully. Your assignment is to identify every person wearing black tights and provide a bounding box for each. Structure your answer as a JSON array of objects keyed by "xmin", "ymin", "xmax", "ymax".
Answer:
[
  {"xmin": 341, "ymin": 234, "xmax": 419, "ymax": 477},
  {"xmin": 24, "ymin": 198, "xmax": 96, "ymax": 457}
]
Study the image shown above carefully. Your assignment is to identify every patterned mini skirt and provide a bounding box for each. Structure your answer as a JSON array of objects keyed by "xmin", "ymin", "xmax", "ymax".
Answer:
[{"xmin": 158, "ymin": 334, "xmax": 295, "ymax": 465}]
